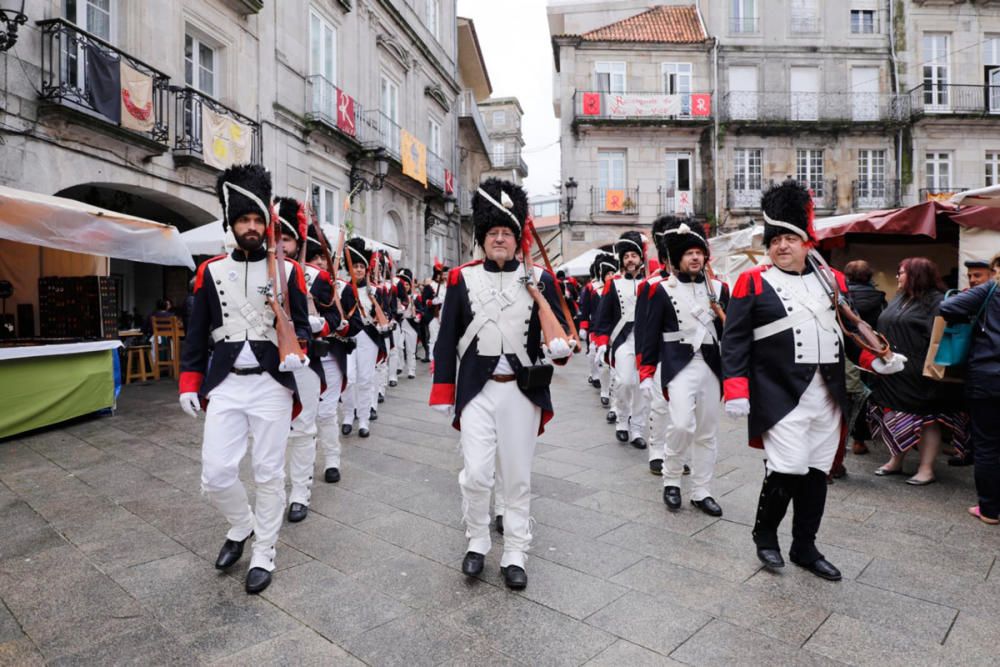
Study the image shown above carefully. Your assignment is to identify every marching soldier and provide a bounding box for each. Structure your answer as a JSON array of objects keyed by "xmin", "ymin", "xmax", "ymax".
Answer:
[
  {"xmin": 179, "ymin": 164, "xmax": 310, "ymax": 594},
  {"xmin": 341, "ymin": 238, "xmax": 387, "ymax": 438},
  {"xmin": 429, "ymin": 178, "xmax": 572, "ymax": 590},
  {"xmin": 639, "ymin": 217, "xmax": 728, "ymax": 515},
  {"xmin": 590, "ymin": 253, "xmax": 619, "ymax": 411},
  {"xmin": 422, "ymin": 262, "xmax": 449, "ymax": 363},
  {"xmin": 396, "ymin": 268, "xmax": 420, "ymax": 379},
  {"xmin": 722, "ymin": 181, "xmax": 905, "ymax": 581}
]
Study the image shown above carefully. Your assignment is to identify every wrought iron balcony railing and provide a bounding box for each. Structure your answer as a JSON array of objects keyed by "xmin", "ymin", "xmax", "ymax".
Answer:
[
  {"xmin": 573, "ymin": 91, "xmax": 712, "ymax": 121},
  {"xmin": 730, "ymin": 16, "xmax": 759, "ymax": 34},
  {"xmin": 727, "ymin": 179, "xmax": 768, "ymax": 209},
  {"xmin": 491, "ymin": 149, "xmax": 529, "ymax": 176},
  {"xmin": 305, "ymin": 74, "xmax": 362, "ymax": 139},
  {"xmin": 799, "ymin": 179, "xmax": 838, "ymax": 209},
  {"xmin": 657, "ymin": 184, "xmax": 707, "ymax": 216},
  {"xmin": 171, "ymin": 86, "xmax": 260, "ymax": 166},
  {"xmin": 458, "ymin": 90, "xmax": 492, "ymax": 160},
  {"xmin": 910, "ymin": 83, "xmax": 1000, "ymax": 116},
  {"xmin": 722, "ymin": 91, "xmax": 909, "ymax": 123},
  {"xmin": 590, "ymin": 186, "xmax": 639, "ymax": 216},
  {"xmin": 852, "ymin": 180, "xmax": 900, "ymax": 210},
  {"xmin": 38, "ymin": 18, "xmax": 169, "ymax": 144},
  {"xmin": 426, "ymin": 149, "xmax": 445, "ymax": 190},
  {"xmin": 361, "ymin": 110, "xmax": 402, "ymax": 161}
]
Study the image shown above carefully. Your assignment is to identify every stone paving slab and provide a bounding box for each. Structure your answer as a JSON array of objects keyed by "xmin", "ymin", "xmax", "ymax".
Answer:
[{"xmin": 1, "ymin": 355, "xmax": 997, "ymax": 664}]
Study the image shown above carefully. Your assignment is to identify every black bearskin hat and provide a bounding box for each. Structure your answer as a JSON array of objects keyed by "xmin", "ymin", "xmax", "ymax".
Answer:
[
  {"xmin": 594, "ymin": 252, "xmax": 618, "ymax": 281},
  {"xmin": 397, "ymin": 268, "xmax": 413, "ymax": 284},
  {"xmin": 472, "ymin": 177, "xmax": 528, "ymax": 247},
  {"xmin": 274, "ymin": 196, "xmax": 307, "ymax": 245},
  {"xmin": 216, "ymin": 163, "xmax": 272, "ymax": 231},
  {"xmin": 653, "ymin": 215, "xmax": 709, "ymax": 269},
  {"xmin": 615, "ymin": 230, "xmax": 645, "ymax": 264},
  {"xmin": 304, "ymin": 223, "xmax": 328, "ymax": 262},
  {"xmin": 344, "ymin": 236, "xmax": 371, "ymax": 269},
  {"xmin": 761, "ymin": 180, "xmax": 814, "ymax": 247}
]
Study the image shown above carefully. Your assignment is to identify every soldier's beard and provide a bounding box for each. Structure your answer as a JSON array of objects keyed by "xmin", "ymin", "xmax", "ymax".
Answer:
[{"xmin": 234, "ymin": 230, "xmax": 264, "ymax": 252}]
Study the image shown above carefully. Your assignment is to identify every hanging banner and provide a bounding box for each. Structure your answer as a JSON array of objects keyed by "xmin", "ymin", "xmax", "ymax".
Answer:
[
  {"xmin": 444, "ymin": 169, "xmax": 454, "ymax": 194},
  {"xmin": 400, "ymin": 129, "xmax": 427, "ymax": 187},
  {"xmin": 84, "ymin": 43, "xmax": 121, "ymax": 124},
  {"xmin": 607, "ymin": 94, "xmax": 681, "ymax": 117},
  {"xmin": 605, "ymin": 189, "xmax": 625, "ymax": 212},
  {"xmin": 120, "ymin": 62, "xmax": 154, "ymax": 133},
  {"xmin": 582, "ymin": 92, "xmax": 601, "ymax": 115},
  {"xmin": 202, "ymin": 107, "xmax": 252, "ymax": 170},
  {"xmin": 691, "ymin": 94, "xmax": 712, "ymax": 117},
  {"xmin": 336, "ymin": 88, "xmax": 356, "ymax": 136}
]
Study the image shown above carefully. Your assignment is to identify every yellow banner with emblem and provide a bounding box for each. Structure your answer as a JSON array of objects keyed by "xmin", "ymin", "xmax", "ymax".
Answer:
[{"xmin": 400, "ymin": 129, "xmax": 427, "ymax": 187}]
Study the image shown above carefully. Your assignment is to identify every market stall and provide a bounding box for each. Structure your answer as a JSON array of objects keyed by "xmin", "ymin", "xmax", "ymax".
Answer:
[
  {"xmin": 0, "ymin": 185, "xmax": 194, "ymax": 438},
  {"xmin": 180, "ymin": 221, "xmax": 402, "ymax": 261}
]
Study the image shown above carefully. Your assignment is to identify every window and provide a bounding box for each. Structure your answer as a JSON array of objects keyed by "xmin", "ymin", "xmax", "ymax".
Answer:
[
  {"xmin": 796, "ymin": 149, "xmax": 824, "ymax": 198},
  {"xmin": 380, "ymin": 73, "xmax": 399, "ymax": 122},
  {"xmin": 66, "ymin": 0, "xmax": 112, "ymax": 40},
  {"xmin": 732, "ymin": 148, "xmax": 762, "ymax": 208},
  {"xmin": 850, "ymin": 9, "xmax": 875, "ymax": 34},
  {"xmin": 311, "ymin": 182, "xmax": 339, "ymax": 229},
  {"xmin": 790, "ymin": 67, "xmax": 819, "ymax": 121},
  {"xmin": 427, "ymin": 118, "xmax": 441, "ymax": 155},
  {"xmin": 662, "ymin": 63, "xmax": 692, "ymax": 115},
  {"xmin": 492, "ymin": 110, "xmax": 505, "ymax": 127},
  {"xmin": 310, "ymin": 11, "xmax": 337, "ymax": 85},
  {"xmin": 986, "ymin": 153, "xmax": 1000, "ymax": 186},
  {"xmin": 424, "ymin": 0, "xmax": 440, "ymax": 40},
  {"xmin": 185, "ymin": 34, "xmax": 216, "ymax": 96},
  {"xmin": 923, "ymin": 33, "xmax": 950, "ymax": 109},
  {"xmin": 857, "ymin": 149, "xmax": 887, "ymax": 206},
  {"xmin": 493, "ymin": 141, "xmax": 506, "ymax": 165},
  {"xmin": 598, "ymin": 150, "xmax": 626, "ymax": 190},
  {"xmin": 731, "ymin": 0, "xmax": 757, "ymax": 34},
  {"xmin": 925, "ymin": 152, "xmax": 952, "ymax": 193},
  {"xmin": 790, "ymin": 0, "xmax": 818, "ymax": 34},
  {"xmin": 594, "ymin": 62, "xmax": 626, "ymax": 94},
  {"xmin": 728, "ymin": 66, "xmax": 758, "ymax": 120}
]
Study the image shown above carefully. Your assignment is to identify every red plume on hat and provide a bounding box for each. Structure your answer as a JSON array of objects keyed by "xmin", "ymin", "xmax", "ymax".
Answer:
[
  {"xmin": 434, "ymin": 257, "xmax": 443, "ymax": 272},
  {"xmin": 296, "ymin": 201, "xmax": 308, "ymax": 243},
  {"xmin": 521, "ymin": 215, "xmax": 535, "ymax": 260}
]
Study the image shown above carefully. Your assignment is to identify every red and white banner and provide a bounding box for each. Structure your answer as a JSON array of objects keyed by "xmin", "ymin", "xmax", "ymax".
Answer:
[
  {"xmin": 582, "ymin": 92, "xmax": 601, "ymax": 115},
  {"xmin": 691, "ymin": 94, "xmax": 712, "ymax": 117},
  {"xmin": 444, "ymin": 169, "xmax": 454, "ymax": 194},
  {"xmin": 607, "ymin": 94, "xmax": 681, "ymax": 117},
  {"xmin": 336, "ymin": 88, "xmax": 356, "ymax": 136}
]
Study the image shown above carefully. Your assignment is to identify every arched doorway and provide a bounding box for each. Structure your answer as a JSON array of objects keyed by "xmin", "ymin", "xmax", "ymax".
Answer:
[{"xmin": 382, "ymin": 209, "xmax": 402, "ymax": 261}]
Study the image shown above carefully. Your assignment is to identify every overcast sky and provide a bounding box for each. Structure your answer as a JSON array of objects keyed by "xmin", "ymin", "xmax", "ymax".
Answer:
[{"xmin": 456, "ymin": 0, "xmax": 561, "ymax": 198}]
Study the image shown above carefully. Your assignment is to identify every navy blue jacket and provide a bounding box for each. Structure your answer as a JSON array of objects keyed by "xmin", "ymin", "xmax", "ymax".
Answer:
[{"xmin": 939, "ymin": 281, "xmax": 1000, "ymax": 398}]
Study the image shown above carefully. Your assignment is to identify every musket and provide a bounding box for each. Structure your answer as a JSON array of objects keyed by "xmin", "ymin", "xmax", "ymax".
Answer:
[
  {"xmin": 520, "ymin": 218, "xmax": 575, "ymax": 350},
  {"xmin": 341, "ymin": 237, "xmax": 366, "ymax": 325},
  {"xmin": 807, "ymin": 250, "xmax": 892, "ymax": 359},
  {"xmin": 369, "ymin": 251, "xmax": 391, "ymax": 328},
  {"xmin": 526, "ymin": 217, "xmax": 580, "ymax": 351},
  {"xmin": 306, "ymin": 204, "xmax": 352, "ymax": 322},
  {"xmin": 266, "ymin": 207, "xmax": 306, "ymax": 363},
  {"xmin": 702, "ymin": 262, "xmax": 727, "ymax": 325}
]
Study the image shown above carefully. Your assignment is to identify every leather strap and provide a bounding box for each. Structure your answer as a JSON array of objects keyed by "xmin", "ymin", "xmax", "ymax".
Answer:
[{"xmin": 490, "ymin": 374, "xmax": 517, "ymax": 383}]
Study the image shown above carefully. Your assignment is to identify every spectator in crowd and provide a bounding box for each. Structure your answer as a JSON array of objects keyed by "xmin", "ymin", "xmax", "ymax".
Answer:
[
  {"xmin": 940, "ymin": 264, "xmax": 1000, "ymax": 524},
  {"xmin": 182, "ymin": 279, "xmax": 196, "ymax": 332},
  {"xmin": 868, "ymin": 257, "xmax": 968, "ymax": 485},
  {"xmin": 843, "ymin": 260, "xmax": 887, "ymax": 456},
  {"xmin": 965, "ymin": 260, "xmax": 992, "ymax": 289},
  {"xmin": 992, "ymin": 252, "xmax": 1000, "ymax": 280},
  {"xmin": 143, "ymin": 299, "xmax": 174, "ymax": 336}
]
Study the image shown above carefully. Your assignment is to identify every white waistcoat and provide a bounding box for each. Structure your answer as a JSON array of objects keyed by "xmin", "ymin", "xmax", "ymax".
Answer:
[
  {"xmin": 458, "ymin": 264, "xmax": 539, "ymax": 366},
  {"xmin": 760, "ymin": 268, "xmax": 842, "ymax": 365},
  {"xmin": 207, "ymin": 255, "xmax": 281, "ymax": 345},
  {"xmin": 659, "ymin": 276, "xmax": 721, "ymax": 349}
]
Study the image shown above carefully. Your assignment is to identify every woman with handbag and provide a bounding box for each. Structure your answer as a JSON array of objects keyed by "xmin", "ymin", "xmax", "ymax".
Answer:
[
  {"xmin": 939, "ymin": 272, "xmax": 1000, "ymax": 524},
  {"xmin": 868, "ymin": 258, "xmax": 969, "ymax": 485}
]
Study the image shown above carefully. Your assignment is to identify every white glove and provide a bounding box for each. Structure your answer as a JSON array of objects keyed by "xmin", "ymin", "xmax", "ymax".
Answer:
[
  {"xmin": 431, "ymin": 403, "xmax": 454, "ymax": 418},
  {"xmin": 725, "ymin": 398, "xmax": 750, "ymax": 418},
  {"xmin": 597, "ymin": 344, "xmax": 607, "ymax": 358},
  {"xmin": 579, "ymin": 329, "xmax": 588, "ymax": 342},
  {"xmin": 278, "ymin": 352, "xmax": 308, "ymax": 372},
  {"xmin": 308, "ymin": 315, "xmax": 326, "ymax": 333},
  {"xmin": 872, "ymin": 352, "xmax": 907, "ymax": 375},
  {"xmin": 640, "ymin": 378, "xmax": 656, "ymax": 401},
  {"xmin": 179, "ymin": 392, "xmax": 200, "ymax": 418},
  {"xmin": 544, "ymin": 337, "xmax": 573, "ymax": 360}
]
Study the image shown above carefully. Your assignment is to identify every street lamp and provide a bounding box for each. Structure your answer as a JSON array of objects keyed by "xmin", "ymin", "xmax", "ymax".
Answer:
[
  {"xmin": 564, "ymin": 177, "xmax": 578, "ymax": 220},
  {"xmin": 443, "ymin": 195, "xmax": 456, "ymax": 217},
  {"xmin": 348, "ymin": 148, "xmax": 389, "ymax": 201},
  {"xmin": 0, "ymin": 1, "xmax": 27, "ymax": 52}
]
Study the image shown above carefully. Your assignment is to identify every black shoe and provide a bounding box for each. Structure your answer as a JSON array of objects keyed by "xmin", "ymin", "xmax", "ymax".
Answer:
[
  {"xmin": 948, "ymin": 454, "xmax": 974, "ymax": 467},
  {"xmin": 420, "ymin": 357, "xmax": 430, "ymax": 363},
  {"xmin": 215, "ymin": 533, "xmax": 252, "ymax": 570},
  {"xmin": 587, "ymin": 377, "xmax": 594, "ymax": 386},
  {"xmin": 502, "ymin": 565, "xmax": 527, "ymax": 590},
  {"xmin": 341, "ymin": 424, "xmax": 352, "ymax": 436},
  {"xmin": 649, "ymin": 459, "xmax": 663, "ymax": 475},
  {"xmin": 663, "ymin": 486, "xmax": 682, "ymax": 512},
  {"xmin": 287, "ymin": 502, "xmax": 308, "ymax": 523},
  {"xmin": 389, "ymin": 380, "xmax": 397, "ymax": 387},
  {"xmin": 601, "ymin": 397, "xmax": 610, "ymax": 408},
  {"xmin": 461, "ymin": 551, "xmax": 485, "ymax": 576},
  {"xmin": 791, "ymin": 556, "xmax": 841, "ymax": 581},
  {"xmin": 691, "ymin": 497, "xmax": 723, "ymax": 517},
  {"xmin": 396, "ymin": 369, "xmax": 403, "ymax": 376},
  {"xmin": 358, "ymin": 428, "xmax": 370, "ymax": 438},
  {"xmin": 757, "ymin": 548, "xmax": 785, "ymax": 570},
  {"xmin": 370, "ymin": 408, "xmax": 378, "ymax": 421},
  {"xmin": 593, "ymin": 379, "xmax": 601, "ymax": 390},
  {"xmin": 631, "ymin": 437, "xmax": 647, "ymax": 450},
  {"xmin": 408, "ymin": 373, "xmax": 416, "ymax": 379},
  {"xmin": 683, "ymin": 464, "xmax": 691, "ymax": 476},
  {"xmin": 378, "ymin": 393, "xmax": 385, "ymax": 404},
  {"xmin": 324, "ymin": 467, "xmax": 341, "ymax": 483},
  {"xmin": 495, "ymin": 515, "xmax": 504, "ymax": 535},
  {"xmin": 245, "ymin": 567, "xmax": 272, "ymax": 594},
  {"xmin": 615, "ymin": 429, "xmax": 629, "ymax": 442}
]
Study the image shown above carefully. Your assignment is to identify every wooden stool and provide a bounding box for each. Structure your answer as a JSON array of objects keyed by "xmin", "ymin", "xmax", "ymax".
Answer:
[
  {"xmin": 125, "ymin": 344, "xmax": 153, "ymax": 383},
  {"xmin": 151, "ymin": 316, "xmax": 181, "ymax": 380}
]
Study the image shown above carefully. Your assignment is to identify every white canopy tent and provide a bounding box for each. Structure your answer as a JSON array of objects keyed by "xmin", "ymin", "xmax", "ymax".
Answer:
[
  {"xmin": 556, "ymin": 248, "xmax": 602, "ymax": 277},
  {"xmin": 707, "ymin": 225, "xmax": 764, "ymax": 285},
  {"xmin": 951, "ymin": 184, "xmax": 1000, "ymax": 208},
  {"xmin": 180, "ymin": 221, "xmax": 402, "ymax": 262}
]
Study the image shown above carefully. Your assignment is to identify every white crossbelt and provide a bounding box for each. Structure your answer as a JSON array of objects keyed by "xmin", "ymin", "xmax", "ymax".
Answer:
[
  {"xmin": 457, "ymin": 270, "xmax": 532, "ymax": 367},
  {"xmin": 209, "ymin": 267, "xmax": 277, "ymax": 345},
  {"xmin": 752, "ymin": 309, "xmax": 816, "ymax": 341}
]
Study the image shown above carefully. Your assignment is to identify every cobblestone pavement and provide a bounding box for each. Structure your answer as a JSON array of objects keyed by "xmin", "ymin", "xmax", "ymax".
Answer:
[{"xmin": 1, "ymin": 356, "xmax": 998, "ymax": 665}]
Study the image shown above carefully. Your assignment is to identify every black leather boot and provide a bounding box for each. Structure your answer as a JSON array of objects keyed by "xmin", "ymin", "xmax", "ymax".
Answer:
[
  {"xmin": 788, "ymin": 468, "xmax": 840, "ymax": 580},
  {"xmin": 753, "ymin": 470, "xmax": 796, "ymax": 570}
]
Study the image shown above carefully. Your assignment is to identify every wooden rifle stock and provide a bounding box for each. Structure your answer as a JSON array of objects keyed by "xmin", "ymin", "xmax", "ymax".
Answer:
[
  {"xmin": 369, "ymin": 253, "xmax": 390, "ymax": 328},
  {"xmin": 807, "ymin": 252, "xmax": 892, "ymax": 360},
  {"xmin": 526, "ymin": 220, "xmax": 579, "ymax": 350},
  {"xmin": 266, "ymin": 214, "xmax": 306, "ymax": 362}
]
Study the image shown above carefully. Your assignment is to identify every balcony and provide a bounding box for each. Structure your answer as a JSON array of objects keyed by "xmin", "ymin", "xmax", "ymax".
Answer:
[
  {"xmin": 852, "ymin": 180, "xmax": 900, "ymax": 210},
  {"xmin": 722, "ymin": 91, "xmax": 909, "ymax": 124},
  {"xmin": 729, "ymin": 16, "xmax": 760, "ymax": 34},
  {"xmin": 459, "ymin": 187, "xmax": 473, "ymax": 216},
  {"xmin": 800, "ymin": 180, "xmax": 838, "ymax": 210},
  {"xmin": 910, "ymin": 83, "xmax": 1000, "ymax": 117},
  {"xmin": 573, "ymin": 91, "xmax": 712, "ymax": 124},
  {"xmin": 657, "ymin": 184, "xmax": 707, "ymax": 217},
  {"xmin": 426, "ymin": 149, "xmax": 445, "ymax": 190},
  {"xmin": 360, "ymin": 110, "xmax": 402, "ymax": 161},
  {"xmin": 591, "ymin": 187, "xmax": 639, "ymax": 216},
  {"xmin": 919, "ymin": 186, "xmax": 969, "ymax": 202},
  {"xmin": 306, "ymin": 74, "xmax": 362, "ymax": 142},
  {"xmin": 458, "ymin": 90, "xmax": 492, "ymax": 159},
  {"xmin": 491, "ymin": 149, "xmax": 529, "ymax": 177},
  {"xmin": 171, "ymin": 86, "xmax": 260, "ymax": 169},
  {"xmin": 727, "ymin": 179, "xmax": 767, "ymax": 210},
  {"xmin": 37, "ymin": 18, "xmax": 169, "ymax": 151}
]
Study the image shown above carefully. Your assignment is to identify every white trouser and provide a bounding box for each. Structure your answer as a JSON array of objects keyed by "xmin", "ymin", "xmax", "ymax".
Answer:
[
  {"xmin": 287, "ymin": 366, "xmax": 322, "ymax": 506},
  {"xmin": 201, "ymin": 372, "xmax": 292, "ymax": 572},
  {"xmin": 317, "ymin": 355, "xmax": 345, "ymax": 470},
  {"xmin": 375, "ymin": 353, "xmax": 388, "ymax": 407},
  {"xmin": 600, "ymin": 360, "xmax": 612, "ymax": 400},
  {"xmin": 401, "ymin": 320, "xmax": 419, "ymax": 375},
  {"xmin": 428, "ymin": 317, "xmax": 441, "ymax": 362},
  {"xmin": 493, "ymin": 461, "xmax": 505, "ymax": 518},
  {"xmin": 613, "ymin": 336, "xmax": 648, "ymax": 439},
  {"xmin": 388, "ymin": 325, "xmax": 402, "ymax": 379},
  {"xmin": 342, "ymin": 333, "xmax": 378, "ymax": 429},
  {"xmin": 663, "ymin": 358, "xmax": 719, "ymax": 500},
  {"xmin": 647, "ymin": 364, "xmax": 670, "ymax": 462},
  {"xmin": 762, "ymin": 370, "xmax": 842, "ymax": 475},
  {"xmin": 587, "ymin": 336, "xmax": 600, "ymax": 379},
  {"xmin": 459, "ymin": 380, "xmax": 541, "ymax": 569}
]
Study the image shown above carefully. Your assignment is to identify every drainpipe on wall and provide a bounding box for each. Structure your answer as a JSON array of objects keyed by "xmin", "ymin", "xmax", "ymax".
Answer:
[
  {"xmin": 888, "ymin": 0, "xmax": 904, "ymax": 199},
  {"xmin": 695, "ymin": 0, "xmax": 720, "ymax": 226}
]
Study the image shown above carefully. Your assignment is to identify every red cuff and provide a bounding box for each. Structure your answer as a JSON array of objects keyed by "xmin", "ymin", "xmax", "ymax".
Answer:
[
  {"xmin": 723, "ymin": 377, "xmax": 749, "ymax": 401},
  {"xmin": 579, "ymin": 320, "xmax": 589, "ymax": 330},
  {"xmin": 320, "ymin": 321, "xmax": 331, "ymax": 337},
  {"xmin": 858, "ymin": 349, "xmax": 876, "ymax": 371},
  {"xmin": 592, "ymin": 334, "xmax": 609, "ymax": 347},
  {"xmin": 335, "ymin": 320, "xmax": 349, "ymax": 336},
  {"xmin": 429, "ymin": 382, "xmax": 455, "ymax": 405},
  {"xmin": 639, "ymin": 364, "xmax": 657, "ymax": 382},
  {"xmin": 179, "ymin": 371, "xmax": 203, "ymax": 395}
]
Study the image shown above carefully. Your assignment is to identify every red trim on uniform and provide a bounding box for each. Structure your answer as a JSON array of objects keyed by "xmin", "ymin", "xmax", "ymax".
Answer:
[
  {"xmin": 591, "ymin": 334, "xmax": 609, "ymax": 348},
  {"xmin": 832, "ymin": 268, "xmax": 848, "ymax": 293},
  {"xmin": 638, "ymin": 364, "xmax": 657, "ymax": 382},
  {"xmin": 319, "ymin": 321, "xmax": 331, "ymax": 337},
  {"xmin": 448, "ymin": 259, "xmax": 483, "ymax": 287},
  {"xmin": 601, "ymin": 276, "xmax": 614, "ymax": 296},
  {"xmin": 335, "ymin": 320, "xmax": 349, "ymax": 336},
  {"xmin": 307, "ymin": 263, "xmax": 332, "ymax": 285},
  {"xmin": 429, "ymin": 382, "xmax": 455, "ymax": 405},
  {"xmin": 538, "ymin": 409, "xmax": 554, "ymax": 435},
  {"xmin": 179, "ymin": 371, "xmax": 203, "ymax": 394},
  {"xmin": 723, "ymin": 377, "xmax": 749, "ymax": 401},
  {"xmin": 661, "ymin": 388, "xmax": 670, "ymax": 402},
  {"xmin": 749, "ymin": 435, "xmax": 764, "ymax": 450},
  {"xmin": 285, "ymin": 258, "xmax": 308, "ymax": 293},
  {"xmin": 579, "ymin": 320, "xmax": 589, "ymax": 330},
  {"xmin": 731, "ymin": 265, "xmax": 768, "ymax": 298},
  {"xmin": 291, "ymin": 399, "xmax": 302, "ymax": 420},
  {"xmin": 858, "ymin": 349, "xmax": 876, "ymax": 371},
  {"xmin": 193, "ymin": 254, "xmax": 226, "ymax": 293}
]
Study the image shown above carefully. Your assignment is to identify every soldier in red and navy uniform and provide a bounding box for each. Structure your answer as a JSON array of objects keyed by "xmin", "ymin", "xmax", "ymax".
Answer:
[
  {"xmin": 429, "ymin": 178, "xmax": 572, "ymax": 590},
  {"xmin": 639, "ymin": 216, "xmax": 729, "ymax": 515},
  {"xmin": 585, "ymin": 253, "xmax": 618, "ymax": 408},
  {"xmin": 179, "ymin": 164, "xmax": 310, "ymax": 595},
  {"xmin": 722, "ymin": 181, "xmax": 905, "ymax": 581},
  {"xmin": 592, "ymin": 231, "xmax": 649, "ymax": 448},
  {"xmin": 422, "ymin": 262, "xmax": 449, "ymax": 363},
  {"xmin": 395, "ymin": 268, "xmax": 420, "ymax": 379}
]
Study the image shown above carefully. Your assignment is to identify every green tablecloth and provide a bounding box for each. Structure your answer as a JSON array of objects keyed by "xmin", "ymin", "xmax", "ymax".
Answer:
[{"xmin": 0, "ymin": 347, "xmax": 117, "ymax": 439}]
